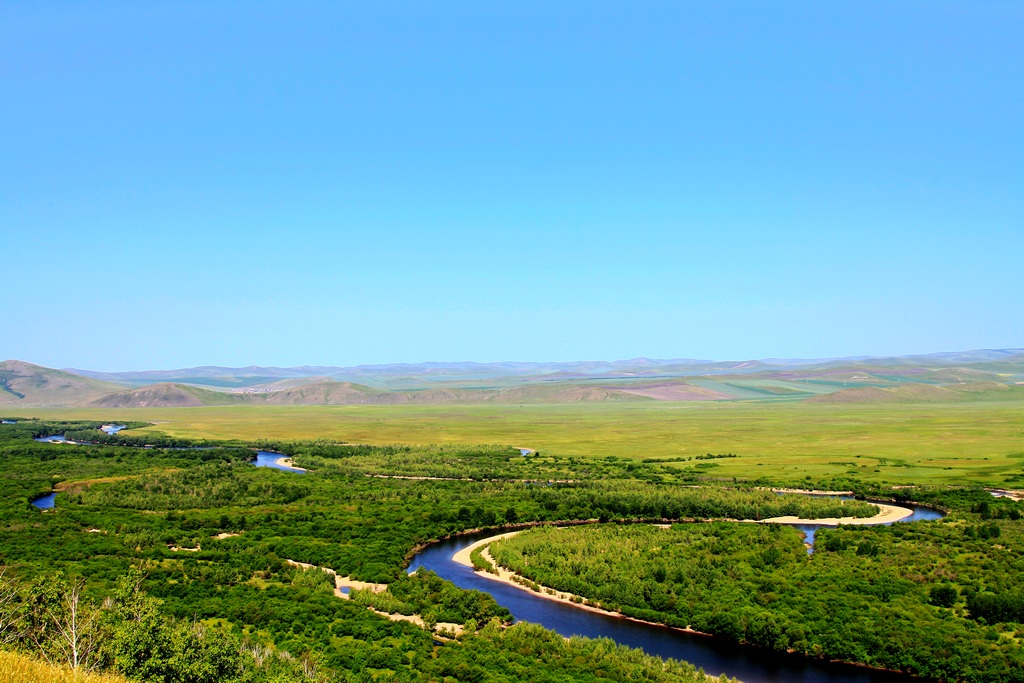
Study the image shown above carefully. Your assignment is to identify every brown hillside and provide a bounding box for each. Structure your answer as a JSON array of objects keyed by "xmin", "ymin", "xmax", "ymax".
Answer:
[
  {"xmin": 254, "ymin": 384, "xmax": 652, "ymax": 405},
  {"xmin": 808, "ymin": 383, "xmax": 993, "ymax": 404},
  {"xmin": 808, "ymin": 385, "xmax": 958, "ymax": 403},
  {"xmin": 0, "ymin": 360, "xmax": 125, "ymax": 406},
  {"xmin": 544, "ymin": 386, "xmax": 652, "ymax": 402},
  {"xmin": 252, "ymin": 376, "xmax": 336, "ymax": 391},
  {"xmin": 950, "ymin": 381, "xmax": 1014, "ymax": 394},
  {"xmin": 82, "ymin": 383, "xmax": 243, "ymax": 408},
  {"xmin": 260, "ymin": 381, "xmax": 385, "ymax": 405},
  {"xmin": 614, "ymin": 382, "xmax": 733, "ymax": 401}
]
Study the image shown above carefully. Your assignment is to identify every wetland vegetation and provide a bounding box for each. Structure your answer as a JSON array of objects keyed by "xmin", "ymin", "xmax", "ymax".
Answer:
[
  {"xmin": 19, "ymin": 400, "xmax": 1024, "ymax": 486},
  {"xmin": 2, "ymin": 409, "xmax": 1024, "ymax": 682},
  {"xmin": 488, "ymin": 518, "xmax": 1024, "ymax": 681}
]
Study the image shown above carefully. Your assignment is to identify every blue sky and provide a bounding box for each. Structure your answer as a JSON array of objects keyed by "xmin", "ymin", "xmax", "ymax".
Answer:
[{"xmin": 3, "ymin": 1, "xmax": 1021, "ymax": 370}]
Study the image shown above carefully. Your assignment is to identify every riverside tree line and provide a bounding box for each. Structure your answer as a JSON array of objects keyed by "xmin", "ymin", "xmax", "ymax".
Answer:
[{"xmin": 0, "ymin": 418, "xmax": 1021, "ymax": 682}]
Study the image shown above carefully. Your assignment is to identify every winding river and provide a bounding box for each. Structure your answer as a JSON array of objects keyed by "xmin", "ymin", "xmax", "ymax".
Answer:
[
  {"xmin": 34, "ymin": 434, "xmax": 71, "ymax": 443},
  {"xmin": 409, "ymin": 499, "xmax": 944, "ymax": 683},
  {"xmin": 30, "ymin": 426, "xmax": 130, "ymax": 507},
  {"xmin": 23, "ymin": 430, "xmax": 944, "ymax": 681},
  {"xmin": 793, "ymin": 500, "xmax": 942, "ymax": 552},
  {"xmin": 31, "ymin": 446, "xmax": 304, "ymax": 508},
  {"xmin": 31, "ymin": 424, "xmax": 124, "ymax": 445}
]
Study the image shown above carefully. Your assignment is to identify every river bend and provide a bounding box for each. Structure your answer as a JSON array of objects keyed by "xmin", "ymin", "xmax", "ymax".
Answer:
[{"xmin": 409, "ymin": 500, "xmax": 943, "ymax": 683}]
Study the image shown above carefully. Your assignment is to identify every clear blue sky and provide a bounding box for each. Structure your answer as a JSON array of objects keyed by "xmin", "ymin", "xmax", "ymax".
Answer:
[{"xmin": 3, "ymin": 1, "xmax": 1021, "ymax": 370}]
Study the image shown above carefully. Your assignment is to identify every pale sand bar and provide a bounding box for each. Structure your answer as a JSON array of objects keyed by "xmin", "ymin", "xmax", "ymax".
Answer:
[
  {"xmin": 275, "ymin": 457, "xmax": 308, "ymax": 472},
  {"xmin": 452, "ymin": 531, "xmax": 523, "ymax": 568},
  {"xmin": 757, "ymin": 501, "xmax": 913, "ymax": 526},
  {"xmin": 454, "ymin": 500, "xmax": 913, "ymax": 629},
  {"xmin": 286, "ymin": 559, "xmax": 386, "ymax": 598},
  {"xmin": 455, "ymin": 531, "xmax": 712, "ymax": 637},
  {"xmin": 770, "ymin": 488, "xmax": 854, "ymax": 496}
]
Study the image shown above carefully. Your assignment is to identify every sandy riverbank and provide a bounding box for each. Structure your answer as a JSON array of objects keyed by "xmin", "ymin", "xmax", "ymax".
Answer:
[
  {"xmin": 458, "ymin": 529, "xmax": 923, "ymax": 680},
  {"xmin": 275, "ymin": 457, "xmax": 307, "ymax": 472},
  {"xmin": 988, "ymin": 488, "xmax": 1024, "ymax": 501},
  {"xmin": 285, "ymin": 559, "xmax": 385, "ymax": 598},
  {"xmin": 449, "ymin": 500, "xmax": 911, "ymax": 565},
  {"xmin": 761, "ymin": 488, "xmax": 914, "ymax": 524},
  {"xmin": 368, "ymin": 608, "xmax": 463, "ymax": 636},
  {"xmin": 771, "ymin": 487, "xmax": 854, "ymax": 496},
  {"xmin": 455, "ymin": 532, "xmax": 712, "ymax": 638},
  {"xmin": 284, "ymin": 559, "xmax": 461, "ymax": 637},
  {"xmin": 757, "ymin": 501, "xmax": 913, "ymax": 526},
  {"xmin": 451, "ymin": 531, "xmax": 523, "ymax": 568},
  {"xmin": 453, "ymin": 499, "xmax": 914, "ymax": 619}
]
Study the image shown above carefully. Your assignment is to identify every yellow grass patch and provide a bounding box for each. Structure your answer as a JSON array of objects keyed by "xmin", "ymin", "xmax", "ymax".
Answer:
[{"xmin": 0, "ymin": 649, "xmax": 130, "ymax": 683}]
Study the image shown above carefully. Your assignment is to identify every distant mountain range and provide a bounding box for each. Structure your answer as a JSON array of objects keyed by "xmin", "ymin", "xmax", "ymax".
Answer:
[
  {"xmin": 0, "ymin": 349, "xmax": 1022, "ymax": 408},
  {"xmin": 64, "ymin": 348, "xmax": 1024, "ymax": 387}
]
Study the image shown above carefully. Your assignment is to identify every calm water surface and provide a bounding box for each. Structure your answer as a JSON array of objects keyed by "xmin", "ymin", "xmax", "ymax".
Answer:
[
  {"xmin": 253, "ymin": 451, "xmax": 307, "ymax": 474},
  {"xmin": 34, "ymin": 424, "xmax": 126, "ymax": 442},
  {"xmin": 21, "ymin": 426, "xmax": 941, "ymax": 681},
  {"xmin": 31, "ymin": 492, "xmax": 57, "ymax": 509},
  {"xmin": 797, "ymin": 499, "xmax": 944, "ymax": 553},
  {"xmin": 34, "ymin": 434, "xmax": 69, "ymax": 443},
  {"xmin": 409, "ymin": 506, "xmax": 942, "ymax": 683}
]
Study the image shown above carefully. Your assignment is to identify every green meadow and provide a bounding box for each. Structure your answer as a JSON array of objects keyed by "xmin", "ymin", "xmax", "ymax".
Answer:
[{"xmin": 9, "ymin": 399, "xmax": 1024, "ymax": 487}]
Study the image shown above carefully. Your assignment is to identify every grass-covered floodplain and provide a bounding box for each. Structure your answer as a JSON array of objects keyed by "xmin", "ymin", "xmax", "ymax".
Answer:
[
  {"xmin": 3, "ymin": 415, "xmax": 1022, "ymax": 682},
  {"xmin": 9, "ymin": 400, "xmax": 1024, "ymax": 486}
]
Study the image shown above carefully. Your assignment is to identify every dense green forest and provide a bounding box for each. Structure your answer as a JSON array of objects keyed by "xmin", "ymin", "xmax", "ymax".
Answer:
[
  {"xmin": 0, "ymin": 418, "xmax": 1021, "ymax": 682},
  {"xmin": 0, "ymin": 419, "xmax": 779, "ymax": 682},
  {"xmin": 489, "ymin": 514, "xmax": 1024, "ymax": 682}
]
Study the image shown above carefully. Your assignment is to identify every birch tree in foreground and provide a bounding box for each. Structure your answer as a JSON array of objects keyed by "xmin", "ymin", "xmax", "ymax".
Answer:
[
  {"xmin": 48, "ymin": 577, "xmax": 103, "ymax": 671},
  {"xmin": 0, "ymin": 570, "xmax": 21, "ymax": 645}
]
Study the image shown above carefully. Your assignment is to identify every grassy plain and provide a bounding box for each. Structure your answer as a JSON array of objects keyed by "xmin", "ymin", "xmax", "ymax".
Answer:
[{"xmin": 7, "ymin": 399, "xmax": 1024, "ymax": 487}]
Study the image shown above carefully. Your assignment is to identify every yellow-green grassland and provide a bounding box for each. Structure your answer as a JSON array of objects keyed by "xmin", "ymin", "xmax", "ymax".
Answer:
[{"xmin": 8, "ymin": 399, "xmax": 1024, "ymax": 487}]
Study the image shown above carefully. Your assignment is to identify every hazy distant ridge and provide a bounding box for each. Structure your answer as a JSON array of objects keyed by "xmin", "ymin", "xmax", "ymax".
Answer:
[
  {"xmin": 0, "ymin": 348, "xmax": 1017, "ymax": 408},
  {"xmin": 65, "ymin": 348, "xmax": 1024, "ymax": 386}
]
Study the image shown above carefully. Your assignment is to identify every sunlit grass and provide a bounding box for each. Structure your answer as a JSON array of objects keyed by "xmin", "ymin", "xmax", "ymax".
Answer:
[
  {"xmin": 8, "ymin": 400, "xmax": 1024, "ymax": 486},
  {"xmin": 0, "ymin": 650, "xmax": 129, "ymax": 683}
]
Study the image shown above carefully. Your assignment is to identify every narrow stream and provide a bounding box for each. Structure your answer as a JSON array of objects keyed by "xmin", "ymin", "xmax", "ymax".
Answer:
[{"xmin": 34, "ymin": 434, "xmax": 71, "ymax": 443}]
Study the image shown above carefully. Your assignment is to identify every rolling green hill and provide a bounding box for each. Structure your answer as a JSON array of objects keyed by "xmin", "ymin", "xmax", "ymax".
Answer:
[
  {"xmin": 809, "ymin": 381, "xmax": 1024, "ymax": 404},
  {"xmin": 258, "ymin": 380, "xmax": 388, "ymax": 404},
  {"xmin": 6, "ymin": 353, "xmax": 1024, "ymax": 408},
  {"xmin": 0, "ymin": 360, "xmax": 126, "ymax": 407},
  {"xmin": 257, "ymin": 381, "xmax": 654, "ymax": 405},
  {"xmin": 76, "ymin": 378, "xmax": 657, "ymax": 407},
  {"xmin": 82, "ymin": 382, "xmax": 251, "ymax": 407}
]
